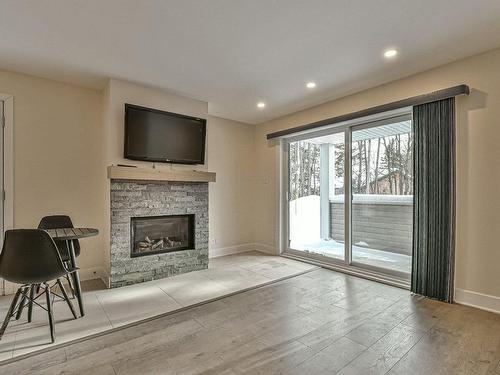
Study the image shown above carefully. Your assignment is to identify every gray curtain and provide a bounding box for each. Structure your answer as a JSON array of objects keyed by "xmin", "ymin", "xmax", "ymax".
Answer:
[{"xmin": 412, "ymin": 97, "xmax": 456, "ymax": 302}]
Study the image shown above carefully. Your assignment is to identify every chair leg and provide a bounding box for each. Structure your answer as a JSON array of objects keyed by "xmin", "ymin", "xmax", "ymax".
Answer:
[
  {"xmin": 15, "ymin": 286, "xmax": 29, "ymax": 320},
  {"xmin": 28, "ymin": 284, "xmax": 36, "ymax": 323},
  {"xmin": 57, "ymin": 278, "xmax": 77, "ymax": 320},
  {"xmin": 65, "ymin": 273, "xmax": 75, "ymax": 299},
  {"xmin": 45, "ymin": 283, "xmax": 55, "ymax": 343},
  {"xmin": 0, "ymin": 287, "xmax": 23, "ymax": 340}
]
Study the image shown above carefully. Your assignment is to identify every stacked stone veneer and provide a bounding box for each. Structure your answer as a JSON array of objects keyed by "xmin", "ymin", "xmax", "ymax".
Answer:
[{"xmin": 110, "ymin": 180, "xmax": 208, "ymax": 288}]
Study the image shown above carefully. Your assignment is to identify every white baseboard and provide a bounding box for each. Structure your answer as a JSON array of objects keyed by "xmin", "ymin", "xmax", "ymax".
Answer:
[
  {"xmin": 209, "ymin": 242, "xmax": 278, "ymax": 258},
  {"xmin": 254, "ymin": 242, "xmax": 278, "ymax": 255},
  {"xmin": 210, "ymin": 243, "xmax": 256, "ymax": 258},
  {"xmin": 455, "ymin": 288, "xmax": 500, "ymax": 314},
  {"xmin": 1, "ymin": 266, "xmax": 109, "ymax": 295},
  {"xmin": 78, "ymin": 266, "xmax": 108, "ymax": 286}
]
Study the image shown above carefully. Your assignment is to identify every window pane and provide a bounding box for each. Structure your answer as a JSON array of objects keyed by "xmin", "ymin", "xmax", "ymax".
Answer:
[
  {"xmin": 351, "ymin": 118, "xmax": 413, "ymax": 275},
  {"xmin": 289, "ymin": 132, "xmax": 345, "ymax": 261}
]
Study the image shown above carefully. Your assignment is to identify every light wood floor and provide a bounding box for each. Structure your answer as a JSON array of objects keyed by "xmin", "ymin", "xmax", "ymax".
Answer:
[
  {"xmin": 1, "ymin": 268, "xmax": 499, "ymax": 375},
  {"xmin": 0, "ymin": 252, "xmax": 316, "ymax": 360}
]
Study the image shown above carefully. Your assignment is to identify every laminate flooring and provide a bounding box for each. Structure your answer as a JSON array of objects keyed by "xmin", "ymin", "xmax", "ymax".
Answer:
[
  {"xmin": 0, "ymin": 252, "xmax": 316, "ymax": 361},
  {"xmin": 2, "ymin": 266, "xmax": 499, "ymax": 374}
]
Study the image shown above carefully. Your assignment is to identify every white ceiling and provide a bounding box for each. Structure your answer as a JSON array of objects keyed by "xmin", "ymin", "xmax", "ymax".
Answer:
[{"xmin": 1, "ymin": 1, "xmax": 500, "ymax": 124}]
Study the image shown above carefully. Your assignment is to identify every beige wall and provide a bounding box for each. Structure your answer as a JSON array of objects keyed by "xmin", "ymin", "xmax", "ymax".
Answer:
[
  {"xmin": 0, "ymin": 69, "xmax": 106, "ymax": 275},
  {"xmin": 254, "ymin": 48, "xmax": 500, "ymax": 302},
  {"xmin": 0, "ymin": 73, "xmax": 257, "ymax": 285},
  {"xmin": 104, "ymin": 79, "xmax": 208, "ymax": 171},
  {"xmin": 207, "ymin": 116, "xmax": 255, "ymax": 253},
  {"xmin": 101, "ymin": 79, "xmax": 256, "ymax": 270}
]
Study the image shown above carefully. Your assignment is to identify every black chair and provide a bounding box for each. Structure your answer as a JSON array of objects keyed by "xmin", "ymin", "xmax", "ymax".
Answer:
[
  {"xmin": 38, "ymin": 215, "xmax": 81, "ymax": 260},
  {"xmin": 0, "ymin": 229, "xmax": 77, "ymax": 343},
  {"xmin": 38, "ymin": 215, "xmax": 80, "ymax": 297}
]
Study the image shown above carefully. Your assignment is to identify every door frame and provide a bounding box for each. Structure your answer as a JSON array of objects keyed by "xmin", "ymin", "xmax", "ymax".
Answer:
[
  {"xmin": 279, "ymin": 107, "xmax": 412, "ymax": 288},
  {"xmin": 0, "ymin": 93, "xmax": 14, "ymax": 295}
]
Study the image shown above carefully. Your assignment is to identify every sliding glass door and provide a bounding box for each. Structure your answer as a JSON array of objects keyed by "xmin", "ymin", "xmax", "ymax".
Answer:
[{"xmin": 284, "ymin": 112, "xmax": 413, "ymax": 282}]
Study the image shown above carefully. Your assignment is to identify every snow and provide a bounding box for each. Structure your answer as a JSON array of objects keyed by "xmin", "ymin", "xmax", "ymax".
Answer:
[
  {"xmin": 331, "ymin": 194, "xmax": 413, "ymax": 205},
  {"xmin": 289, "ymin": 195, "xmax": 412, "ymax": 273},
  {"xmin": 289, "ymin": 195, "xmax": 321, "ymax": 244}
]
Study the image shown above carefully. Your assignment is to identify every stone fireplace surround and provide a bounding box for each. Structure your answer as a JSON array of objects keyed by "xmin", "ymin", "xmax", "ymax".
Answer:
[{"xmin": 110, "ymin": 178, "xmax": 209, "ymax": 288}]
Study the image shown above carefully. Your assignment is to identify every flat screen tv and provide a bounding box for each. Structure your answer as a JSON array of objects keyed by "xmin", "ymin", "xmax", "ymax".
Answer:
[{"xmin": 124, "ymin": 104, "xmax": 206, "ymax": 165}]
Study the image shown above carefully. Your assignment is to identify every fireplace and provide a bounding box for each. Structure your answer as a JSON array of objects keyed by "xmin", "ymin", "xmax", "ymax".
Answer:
[
  {"xmin": 130, "ymin": 214, "xmax": 195, "ymax": 258},
  {"xmin": 110, "ymin": 180, "xmax": 208, "ymax": 287}
]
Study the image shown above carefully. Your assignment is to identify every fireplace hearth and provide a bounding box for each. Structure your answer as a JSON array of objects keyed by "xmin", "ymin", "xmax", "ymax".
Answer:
[{"xmin": 130, "ymin": 214, "xmax": 195, "ymax": 257}]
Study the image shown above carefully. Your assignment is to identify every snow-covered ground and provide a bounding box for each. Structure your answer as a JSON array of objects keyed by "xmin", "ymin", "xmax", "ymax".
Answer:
[{"xmin": 289, "ymin": 195, "xmax": 411, "ymax": 274}]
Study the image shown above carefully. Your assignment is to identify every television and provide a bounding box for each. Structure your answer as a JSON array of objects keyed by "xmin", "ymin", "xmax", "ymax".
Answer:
[{"xmin": 124, "ymin": 104, "xmax": 206, "ymax": 165}]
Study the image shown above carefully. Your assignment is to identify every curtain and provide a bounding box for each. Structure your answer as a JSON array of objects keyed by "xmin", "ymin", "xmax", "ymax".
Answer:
[{"xmin": 412, "ymin": 97, "xmax": 456, "ymax": 302}]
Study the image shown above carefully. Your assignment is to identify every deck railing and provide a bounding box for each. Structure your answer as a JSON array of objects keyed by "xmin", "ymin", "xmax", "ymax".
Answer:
[{"xmin": 330, "ymin": 194, "xmax": 413, "ymax": 256}]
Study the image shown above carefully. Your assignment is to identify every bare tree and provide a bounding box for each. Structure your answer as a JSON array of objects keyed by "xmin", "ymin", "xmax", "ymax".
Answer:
[
  {"xmin": 374, "ymin": 139, "xmax": 381, "ymax": 194},
  {"xmin": 382, "ymin": 138, "xmax": 393, "ymax": 194},
  {"xmin": 365, "ymin": 139, "xmax": 371, "ymax": 193},
  {"xmin": 289, "ymin": 129, "xmax": 413, "ymax": 200},
  {"xmin": 396, "ymin": 135, "xmax": 404, "ymax": 195},
  {"xmin": 359, "ymin": 141, "xmax": 364, "ymax": 192}
]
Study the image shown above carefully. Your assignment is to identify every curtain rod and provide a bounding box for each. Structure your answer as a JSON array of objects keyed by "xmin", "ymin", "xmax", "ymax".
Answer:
[{"xmin": 266, "ymin": 84, "xmax": 469, "ymax": 140}]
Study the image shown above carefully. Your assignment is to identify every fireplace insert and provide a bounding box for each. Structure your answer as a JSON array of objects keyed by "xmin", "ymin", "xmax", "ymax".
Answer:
[{"xmin": 130, "ymin": 214, "xmax": 194, "ymax": 257}]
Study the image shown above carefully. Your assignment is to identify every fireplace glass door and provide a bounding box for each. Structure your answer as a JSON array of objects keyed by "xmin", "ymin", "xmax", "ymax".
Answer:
[{"xmin": 130, "ymin": 214, "xmax": 194, "ymax": 257}]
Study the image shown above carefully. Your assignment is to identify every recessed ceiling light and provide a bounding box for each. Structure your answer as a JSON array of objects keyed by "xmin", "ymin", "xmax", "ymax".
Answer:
[
  {"xmin": 306, "ymin": 82, "xmax": 316, "ymax": 89},
  {"xmin": 257, "ymin": 102, "xmax": 266, "ymax": 108},
  {"xmin": 384, "ymin": 49, "xmax": 398, "ymax": 58}
]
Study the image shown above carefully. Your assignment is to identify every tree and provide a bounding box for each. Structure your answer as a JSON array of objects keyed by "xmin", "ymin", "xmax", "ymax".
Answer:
[
  {"xmin": 374, "ymin": 139, "xmax": 381, "ymax": 194},
  {"xmin": 365, "ymin": 139, "xmax": 371, "ymax": 193},
  {"xmin": 289, "ymin": 140, "xmax": 321, "ymax": 199},
  {"xmin": 289, "ymin": 128, "xmax": 413, "ymax": 200}
]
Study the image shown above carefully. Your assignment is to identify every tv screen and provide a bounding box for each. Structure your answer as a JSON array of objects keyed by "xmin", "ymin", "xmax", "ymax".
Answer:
[{"xmin": 124, "ymin": 104, "xmax": 206, "ymax": 164}]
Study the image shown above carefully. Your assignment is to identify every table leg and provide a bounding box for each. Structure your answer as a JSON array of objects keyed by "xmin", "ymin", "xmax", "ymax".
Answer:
[{"xmin": 67, "ymin": 239, "xmax": 84, "ymax": 317}]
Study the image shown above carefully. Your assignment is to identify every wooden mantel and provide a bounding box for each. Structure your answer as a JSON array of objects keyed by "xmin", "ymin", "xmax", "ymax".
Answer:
[{"xmin": 107, "ymin": 166, "xmax": 216, "ymax": 183}]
